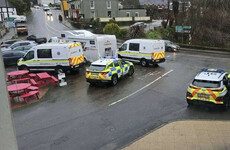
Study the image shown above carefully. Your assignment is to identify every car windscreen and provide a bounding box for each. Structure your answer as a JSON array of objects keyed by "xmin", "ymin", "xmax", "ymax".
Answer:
[
  {"xmin": 192, "ymin": 80, "xmax": 220, "ymax": 88},
  {"xmin": 88, "ymin": 65, "xmax": 106, "ymax": 71}
]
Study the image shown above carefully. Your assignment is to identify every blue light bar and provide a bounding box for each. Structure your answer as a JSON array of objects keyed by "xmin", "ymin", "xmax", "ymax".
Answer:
[
  {"xmin": 201, "ymin": 68, "xmax": 208, "ymax": 72},
  {"xmin": 217, "ymin": 69, "xmax": 224, "ymax": 73},
  {"xmin": 111, "ymin": 56, "xmax": 116, "ymax": 59}
]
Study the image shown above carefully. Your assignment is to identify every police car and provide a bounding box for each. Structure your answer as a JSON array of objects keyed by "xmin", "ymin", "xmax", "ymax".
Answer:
[
  {"xmin": 86, "ymin": 58, "xmax": 134, "ymax": 86},
  {"xmin": 186, "ymin": 68, "xmax": 230, "ymax": 108}
]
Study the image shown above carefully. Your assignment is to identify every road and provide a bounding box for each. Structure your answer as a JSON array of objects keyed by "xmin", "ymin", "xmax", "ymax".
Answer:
[{"xmin": 8, "ymin": 9, "xmax": 230, "ymax": 150}]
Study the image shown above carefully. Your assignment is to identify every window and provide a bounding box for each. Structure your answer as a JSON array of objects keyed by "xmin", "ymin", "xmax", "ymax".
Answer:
[
  {"xmin": 126, "ymin": 12, "xmax": 130, "ymax": 17},
  {"xmin": 91, "ymin": 11, "xmax": 95, "ymax": 18},
  {"xmin": 107, "ymin": 1, "xmax": 111, "ymax": 9},
  {"xmin": 114, "ymin": 61, "xmax": 119, "ymax": 67},
  {"xmin": 108, "ymin": 11, "xmax": 111, "ymax": 17},
  {"xmin": 89, "ymin": 65, "xmax": 106, "ymax": 71},
  {"xmin": 129, "ymin": 43, "xmax": 140, "ymax": 51},
  {"xmin": 71, "ymin": 4, "xmax": 75, "ymax": 9},
  {"xmin": 20, "ymin": 42, "xmax": 29, "ymax": 46},
  {"xmin": 37, "ymin": 49, "xmax": 52, "ymax": 58},
  {"xmin": 119, "ymin": 44, "xmax": 127, "ymax": 51},
  {"xmin": 90, "ymin": 40, "xmax": 95, "ymax": 45},
  {"xmin": 192, "ymin": 80, "xmax": 220, "ymax": 88},
  {"xmin": 24, "ymin": 51, "xmax": 34, "ymax": 60},
  {"xmin": 135, "ymin": 12, "xmax": 139, "ymax": 17},
  {"xmin": 90, "ymin": 1, "xmax": 95, "ymax": 9},
  {"xmin": 108, "ymin": 63, "xmax": 114, "ymax": 68},
  {"xmin": 10, "ymin": 43, "xmax": 20, "ymax": 49}
]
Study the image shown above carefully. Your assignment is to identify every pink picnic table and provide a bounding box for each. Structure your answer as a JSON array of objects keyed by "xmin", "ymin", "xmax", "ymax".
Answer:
[
  {"xmin": 8, "ymin": 83, "xmax": 31, "ymax": 92},
  {"xmin": 36, "ymin": 72, "xmax": 52, "ymax": 86},
  {"xmin": 7, "ymin": 70, "xmax": 29, "ymax": 82}
]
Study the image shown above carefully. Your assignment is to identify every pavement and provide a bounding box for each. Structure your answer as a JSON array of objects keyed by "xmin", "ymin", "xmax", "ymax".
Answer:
[{"xmin": 123, "ymin": 120, "xmax": 230, "ymax": 150}]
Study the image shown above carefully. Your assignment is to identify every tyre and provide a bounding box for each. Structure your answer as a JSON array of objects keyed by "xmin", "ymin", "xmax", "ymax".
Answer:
[
  {"xmin": 140, "ymin": 59, "xmax": 148, "ymax": 67},
  {"xmin": 118, "ymin": 54, "xmax": 121, "ymax": 58},
  {"xmin": 187, "ymin": 99, "xmax": 193, "ymax": 106},
  {"xmin": 55, "ymin": 66, "xmax": 64, "ymax": 74},
  {"xmin": 111, "ymin": 75, "xmax": 118, "ymax": 86},
  {"xmin": 167, "ymin": 47, "xmax": 173, "ymax": 52},
  {"xmin": 128, "ymin": 66, "xmax": 134, "ymax": 76},
  {"xmin": 19, "ymin": 65, "xmax": 28, "ymax": 71},
  {"xmin": 223, "ymin": 99, "xmax": 229, "ymax": 110}
]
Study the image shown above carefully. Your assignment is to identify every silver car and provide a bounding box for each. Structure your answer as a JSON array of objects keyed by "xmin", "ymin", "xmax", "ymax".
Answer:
[
  {"xmin": 164, "ymin": 40, "xmax": 180, "ymax": 52},
  {"xmin": 1, "ymin": 41, "xmax": 37, "ymax": 51}
]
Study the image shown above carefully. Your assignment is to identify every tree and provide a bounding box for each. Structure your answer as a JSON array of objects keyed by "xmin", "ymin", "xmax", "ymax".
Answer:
[
  {"xmin": 8, "ymin": 0, "xmax": 27, "ymax": 15},
  {"xmin": 103, "ymin": 23, "xmax": 120, "ymax": 37},
  {"xmin": 128, "ymin": 26, "xmax": 145, "ymax": 39},
  {"xmin": 121, "ymin": 0, "xmax": 140, "ymax": 7}
]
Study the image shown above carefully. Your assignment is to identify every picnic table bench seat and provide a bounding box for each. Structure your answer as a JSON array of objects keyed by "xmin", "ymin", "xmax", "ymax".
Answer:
[
  {"xmin": 30, "ymin": 79, "xmax": 37, "ymax": 86},
  {"xmin": 11, "ymin": 77, "xmax": 30, "ymax": 83},
  {"xmin": 28, "ymin": 86, "xmax": 39, "ymax": 91},
  {"xmin": 20, "ymin": 90, "xmax": 39, "ymax": 104},
  {"xmin": 51, "ymin": 76, "xmax": 58, "ymax": 86}
]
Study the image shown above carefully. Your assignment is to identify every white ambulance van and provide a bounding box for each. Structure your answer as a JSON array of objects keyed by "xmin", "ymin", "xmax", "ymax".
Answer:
[
  {"xmin": 17, "ymin": 42, "xmax": 84, "ymax": 73},
  {"xmin": 60, "ymin": 30, "xmax": 117, "ymax": 63},
  {"xmin": 118, "ymin": 39, "xmax": 165, "ymax": 67}
]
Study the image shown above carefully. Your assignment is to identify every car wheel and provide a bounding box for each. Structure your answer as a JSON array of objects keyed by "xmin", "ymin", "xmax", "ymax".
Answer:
[
  {"xmin": 140, "ymin": 59, "xmax": 148, "ymax": 67},
  {"xmin": 19, "ymin": 65, "xmax": 28, "ymax": 71},
  {"xmin": 55, "ymin": 66, "xmax": 64, "ymax": 74},
  {"xmin": 187, "ymin": 99, "xmax": 193, "ymax": 106},
  {"xmin": 111, "ymin": 75, "xmax": 118, "ymax": 86},
  {"xmin": 128, "ymin": 66, "xmax": 134, "ymax": 76},
  {"xmin": 167, "ymin": 47, "xmax": 173, "ymax": 52}
]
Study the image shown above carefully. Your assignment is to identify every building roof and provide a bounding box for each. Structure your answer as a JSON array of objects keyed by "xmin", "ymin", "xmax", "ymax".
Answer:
[{"xmin": 195, "ymin": 69, "xmax": 227, "ymax": 82}]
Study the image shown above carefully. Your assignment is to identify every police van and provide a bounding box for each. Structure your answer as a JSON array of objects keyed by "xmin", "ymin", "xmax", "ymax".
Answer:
[
  {"xmin": 118, "ymin": 39, "xmax": 165, "ymax": 67},
  {"xmin": 17, "ymin": 42, "xmax": 84, "ymax": 73},
  {"xmin": 186, "ymin": 68, "xmax": 230, "ymax": 109}
]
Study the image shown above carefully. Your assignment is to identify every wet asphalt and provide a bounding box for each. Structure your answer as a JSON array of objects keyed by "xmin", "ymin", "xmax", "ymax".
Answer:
[{"xmin": 7, "ymin": 9, "xmax": 230, "ymax": 150}]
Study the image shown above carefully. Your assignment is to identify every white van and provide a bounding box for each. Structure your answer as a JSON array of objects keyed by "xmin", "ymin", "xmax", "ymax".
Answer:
[
  {"xmin": 17, "ymin": 42, "xmax": 84, "ymax": 73},
  {"xmin": 59, "ymin": 30, "xmax": 117, "ymax": 63},
  {"xmin": 118, "ymin": 39, "xmax": 165, "ymax": 67}
]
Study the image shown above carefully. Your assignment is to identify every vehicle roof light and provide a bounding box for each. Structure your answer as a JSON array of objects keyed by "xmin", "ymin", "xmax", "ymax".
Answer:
[
  {"xmin": 217, "ymin": 69, "xmax": 224, "ymax": 73},
  {"xmin": 201, "ymin": 68, "xmax": 208, "ymax": 72}
]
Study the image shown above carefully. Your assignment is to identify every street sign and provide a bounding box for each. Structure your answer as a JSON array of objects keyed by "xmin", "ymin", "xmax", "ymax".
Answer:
[{"xmin": 176, "ymin": 26, "xmax": 191, "ymax": 33}]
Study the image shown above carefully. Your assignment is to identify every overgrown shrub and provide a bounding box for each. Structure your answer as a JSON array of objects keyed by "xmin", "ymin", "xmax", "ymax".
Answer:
[
  {"xmin": 103, "ymin": 23, "xmax": 120, "ymax": 37},
  {"xmin": 146, "ymin": 30, "xmax": 162, "ymax": 39},
  {"xmin": 127, "ymin": 26, "xmax": 145, "ymax": 39},
  {"xmin": 118, "ymin": 29, "xmax": 128, "ymax": 39}
]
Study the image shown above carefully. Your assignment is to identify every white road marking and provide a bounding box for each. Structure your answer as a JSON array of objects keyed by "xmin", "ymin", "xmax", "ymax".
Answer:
[
  {"xmin": 137, "ymin": 71, "xmax": 161, "ymax": 80},
  {"xmin": 109, "ymin": 69, "xmax": 174, "ymax": 106},
  {"xmin": 166, "ymin": 56, "xmax": 170, "ymax": 58}
]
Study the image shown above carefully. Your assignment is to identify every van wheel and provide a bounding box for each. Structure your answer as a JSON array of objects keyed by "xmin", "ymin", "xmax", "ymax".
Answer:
[
  {"xmin": 167, "ymin": 47, "xmax": 173, "ymax": 52},
  {"xmin": 140, "ymin": 59, "xmax": 148, "ymax": 67},
  {"xmin": 111, "ymin": 75, "xmax": 118, "ymax": 86},
  {"xmin": 19, "ymin": 65, "xmax": 28, "ymax": 71},
  {"xmin": 118, "ymin": 54, "xmax": 121, "ymax": 58},
  {"xmin": 55, "ymin": 66, "xmax": 64, "ymax": 74},
  {"xmin": 128, "ymin": 67, "xmax": 134, "ymax": 76}
]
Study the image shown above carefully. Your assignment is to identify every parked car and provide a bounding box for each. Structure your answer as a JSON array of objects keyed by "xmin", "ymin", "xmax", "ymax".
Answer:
[
  {"xmin": 1, "ymin": 39, "xmax": 19, "ymax": 48},
  {"xmin": 27, "ymin": 35, "xmax": 47, "ymax": 44},
  {"xmin": 16, "ymin": 24, "xmax": 28, "ymax": 35},
  {"xmin": 2, "ymin": 41, "xmax": 37, "ymax": 51},
  {"xmin": 164, "ymin": 40, "xmax": 180, "ymax": 52},
  {"xmin": 2, "ymin": 51, "xmax": 26, "ymax": 66},
  {"xmin": 34, "ymin": 5, "xmax": 39, "ymax": 9},
  {"xmin": 130, "ymin": 22, "xmax": 147, "ymax": 28},
  {"xmin": 10, "ymin": 15, "xmax": 27, "ymax": 23},
  {"xmin": 47, "ymin": 11, "xmax": 53, "ymax": 16},
  {"xmin": 12, "ymin": 45, "xmax": 33, "ymax": 52},
  {"xmin": 43, "ymin": 6, "xmax": 50, "ymax": 11}
]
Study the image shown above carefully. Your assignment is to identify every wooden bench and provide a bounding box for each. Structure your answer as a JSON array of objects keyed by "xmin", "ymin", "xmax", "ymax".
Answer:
[
  {"xmin": 51, "ymin": 76, "xmax": 58, "ymax": 86},
  {"xmin": 30, "ymin": 79, "xmax": 37, "ymax": 86},
  {"xmin": 11, "ymin": 77, "xmax": 30, "ymax": 83},
  {"xmin": 20, "ymin": 91, "xmax": 39, "ymax": 104},
  {"xmin": 28, "ymin": 86, "xmax": 39, "ymax": 91}
]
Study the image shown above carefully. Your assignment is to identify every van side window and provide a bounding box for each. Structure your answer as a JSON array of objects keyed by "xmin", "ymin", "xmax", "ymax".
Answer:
[
  {"xmin": 90, "ymin": 40, "xmax": 95, "ymax": 45},
  {"xmin": 24, "ymin": 51, "xmax": 34, "ymax": 60},
  {"xmin": 129, "ymin": 43, "xmax": 139, "ymax": 51},
  {"xmin": 119, "ymin": 44, "xmax": 127, "ymax": 51},
  {"xmin": 114, "ymin": 61, "xmax": 119, "ymax": 67},
  {"xmin": 37, "ymin": 49, "xmax": 52, "ymax": 58}
]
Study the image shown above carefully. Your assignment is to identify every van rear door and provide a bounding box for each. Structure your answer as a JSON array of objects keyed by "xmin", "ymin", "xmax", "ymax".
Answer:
[{"xmin": 69, "ymin": 43, "xmax": 84, "ymax": 66}]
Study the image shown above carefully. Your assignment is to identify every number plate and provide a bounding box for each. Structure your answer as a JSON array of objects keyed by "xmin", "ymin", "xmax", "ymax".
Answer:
[{"xmin": 198, "ymin": 93, "xmax": 210, "ymax": 99}]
